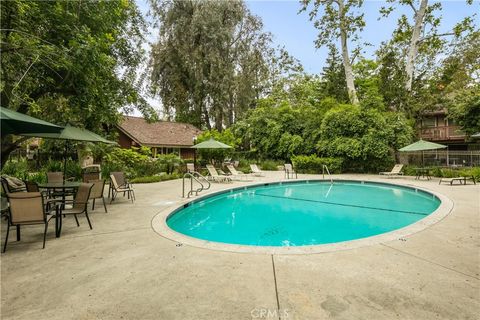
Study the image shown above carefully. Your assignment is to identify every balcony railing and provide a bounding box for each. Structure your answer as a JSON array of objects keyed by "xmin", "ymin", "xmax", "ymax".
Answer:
[{"xmin": 419, "ymin": 125, "xmax": 466, "ymax": 141}]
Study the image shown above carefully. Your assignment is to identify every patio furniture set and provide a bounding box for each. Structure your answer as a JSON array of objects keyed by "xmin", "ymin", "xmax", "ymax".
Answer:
[{"xmin": 1, "ymin": 171, "xmax": 135, "ymax": 252}]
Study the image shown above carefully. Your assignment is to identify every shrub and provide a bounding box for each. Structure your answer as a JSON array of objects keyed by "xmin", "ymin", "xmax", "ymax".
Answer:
[
  {"xmin": 292, "ymin": 155, "xmax": 343, "ymax": 173},
  {"xmin": 156, "ymin": 154, "xmax": 183, "ymax": 174},
  {"xmin": 258, "ymin": 160, "xmax": 284, "ymax": 171},
  {"xmin": 130, "ymin": 173, "xmax": 181, "ymax": 183}
]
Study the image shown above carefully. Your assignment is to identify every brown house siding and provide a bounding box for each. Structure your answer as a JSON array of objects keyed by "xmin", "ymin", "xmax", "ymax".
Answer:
[{"xmin": 118, "ymin": 130, "xmax": 136, "ymax": 148}]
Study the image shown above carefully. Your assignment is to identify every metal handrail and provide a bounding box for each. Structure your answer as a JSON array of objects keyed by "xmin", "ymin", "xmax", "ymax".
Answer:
[
  {"xmin": 322, "ymin": 165, "xmax": 333, "ymax": 184},
  {"xmin": 182, "ymin": 171, "xmax": 210, "ymax": 198},
  {"xmin": 191, "ymin": 171, "xmax": 211, "ymax": 191}
]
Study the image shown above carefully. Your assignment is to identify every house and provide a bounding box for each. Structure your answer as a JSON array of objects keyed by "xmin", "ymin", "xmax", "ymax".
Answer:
[
  {"xmin": 418, "ymin": 109, "xmax": 469, "ymax": 150},
  {"xmin": 116, "ymin": 116, "xmax": 202, "ymax": 159}
]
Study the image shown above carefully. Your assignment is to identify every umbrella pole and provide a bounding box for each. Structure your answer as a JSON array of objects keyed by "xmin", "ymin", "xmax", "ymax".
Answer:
[
  {"xmin": 422, "ymin": 151, "xmax": 424, "ymax": 167},
  {"xmin": 63, "ymin": 141, "xmax": 68, "ymax": 183}
]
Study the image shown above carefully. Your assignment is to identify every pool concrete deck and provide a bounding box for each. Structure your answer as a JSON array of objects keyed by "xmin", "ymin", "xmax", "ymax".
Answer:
[{"xmin": 1, "ymin": 172, "xmax": 479, "ymax": 319}]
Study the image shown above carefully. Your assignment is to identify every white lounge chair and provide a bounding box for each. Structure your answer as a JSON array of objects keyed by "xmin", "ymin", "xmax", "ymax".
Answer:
[
  {"xmin": 226, "ymin": 165, "xmax": 251, "ymax": 181},
  {"xmin": 379, "ymin": 164, "xmax": 404, "ymax": 177},
  {"xmin": 250, "ymin": 164, "xmax": 265, "ymax": 177},
  {"xmin": 206, "ymin": 165, "xmax": 232, "ymax": 183}
]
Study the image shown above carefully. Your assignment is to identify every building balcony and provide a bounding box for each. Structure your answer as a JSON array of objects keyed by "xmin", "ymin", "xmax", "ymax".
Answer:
[{"xmin": 419, "ymin": 125, "xmax": 466, "ymax": 141}]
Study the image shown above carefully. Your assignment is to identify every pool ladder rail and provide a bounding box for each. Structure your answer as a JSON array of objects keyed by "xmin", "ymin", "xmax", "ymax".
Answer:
[
  {"xmin": 322, "ymin": 165, "xmax": 333, "ymax": 184},
  {"xmin": 182, "ymin": 171, "xmax": 211, "ymax": 198}
]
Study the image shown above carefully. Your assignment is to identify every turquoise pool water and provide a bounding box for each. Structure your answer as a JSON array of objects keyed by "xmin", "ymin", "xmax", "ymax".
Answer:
[{"xmin": 167, "ymin": 181, "xmax": 441, "ymax": 247}]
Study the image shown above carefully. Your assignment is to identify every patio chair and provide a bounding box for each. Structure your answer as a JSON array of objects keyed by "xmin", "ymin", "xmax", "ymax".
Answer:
[
  {"xmin": 110, "ymin": 174, "xmax": 135, "ymax": 203},
  {"xmin": 250, "ymin": 164, "xmax": 265, "ymax": 177},
  {"xmin": 88, "ymin": 179, "xmax": 108, "ymax": 213},
  {"xmin": 46, "ymin": 172, "xmax": 75, "ymax": 198},
  {"xmin": 379, "ymin": 164, "xmax": 404, "ymax": 177},
  {"xmin": 206, "ymin": 165, "xmax": 232, "ymax": 183},
  {"xmin": 3, "ymin": 192, "xmax": 55, "ymax": 252},
  {"xmin": 108, "ymin": 172, "xmax": 131, "ymax": 198},
  {"xmin": 284, "ymin": 164, "xmax": 297, "ymax": 179},
  {"xmin": 57, "ymin": 183, "xmax": 94, "ymax": 234},
  {"xmin": 226, "ymin": 164, "xmax": 250, "ymax": 180}
]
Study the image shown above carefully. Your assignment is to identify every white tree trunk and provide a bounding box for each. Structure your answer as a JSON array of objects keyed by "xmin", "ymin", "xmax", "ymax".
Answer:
[
  {"xmin": 338, "ymin": 0, "xmax": 359, "ymax": 105},
  {"xmin": 405, "ymin": 0, "xmax": 428, "ymax": 91}
]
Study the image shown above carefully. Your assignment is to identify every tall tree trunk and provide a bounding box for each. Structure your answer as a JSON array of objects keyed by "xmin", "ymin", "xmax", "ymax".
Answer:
[
  {"xmin": 1, "ymin": 136, "xmax": 28, "ymax": 169},
  {"xmin": 405, "ymin": 0, "xmax": 428, "ymax": 91},
  {"xmin": 338, "ymin": 0, "xmax": 359, "ymax": 105}
]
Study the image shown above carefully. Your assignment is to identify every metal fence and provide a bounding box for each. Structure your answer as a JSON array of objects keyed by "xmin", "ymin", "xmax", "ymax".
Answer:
[{"xmin": 397, "ymin": 150, "xmax": 480, "ymax": 167}]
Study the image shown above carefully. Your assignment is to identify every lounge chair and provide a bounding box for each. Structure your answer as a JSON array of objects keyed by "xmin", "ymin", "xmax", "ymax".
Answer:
[
  {"xmin": 110, "ymin": 174, "xmax": 135, "ymax": 203},
  {"xmin": 379, "ymin": 164, "xmax": 404, "ymax": 177},
  {"xmin": 284, "ymin": 164, "xmax": 297, "ymax": 179},
  {"xmin": 206, "ymin": 165, "xmax": 232, "ymax": 183},
  {"xmin": 3, "ymin": 192, "xmax": 55, "ymax": 252},
  {"xmin": 108, "ymin": 172, "xmax": 131, "ymax": 199},
  {"xmin": 226, "ymin": 164, "xmax": 250, "ymax": 181},
  {"xmin": 250, "ymin": 164, "xmax": 265, "ymax": 177},
  {"xmin": 88, "ymin": 179, "xmax": 108, "ymax": 212},
  {"xmin": 439, "ymin": 176, "xmax": 476, "ymax": 185}
]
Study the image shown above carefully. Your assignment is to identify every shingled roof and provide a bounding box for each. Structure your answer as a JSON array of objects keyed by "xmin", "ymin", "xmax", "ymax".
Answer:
[{"xmin": 117, "ymin": 116, "xmax": 202, "ymax": 147}]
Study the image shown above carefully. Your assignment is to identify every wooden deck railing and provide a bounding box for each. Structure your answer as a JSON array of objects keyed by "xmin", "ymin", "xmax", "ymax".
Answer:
[{"xmin": 419, "ymin": 125, "xmax": 466, "ymax": 141}]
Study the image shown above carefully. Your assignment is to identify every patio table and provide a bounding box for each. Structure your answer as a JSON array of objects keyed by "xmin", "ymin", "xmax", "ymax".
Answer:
[
  {"xmin": 414, "ymin": 168, "xmax": 431, "ymax": 180},
  {"xmin": 38, "ymin": 182, "xmax": 81, "ymax": 237}
]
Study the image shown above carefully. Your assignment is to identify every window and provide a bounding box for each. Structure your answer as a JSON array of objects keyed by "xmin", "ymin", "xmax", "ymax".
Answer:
[{"xmin": 422, "ymin": 117, "xmax": 436, "ymax": 127}]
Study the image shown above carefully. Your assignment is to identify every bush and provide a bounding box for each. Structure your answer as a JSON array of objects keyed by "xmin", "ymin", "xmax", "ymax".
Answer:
[
  {"xmin": 292, "ymin": 155, "xmax": 343, "ymax": 173},
  {"xmin": 130, "ymin": 173, "xmax": 181, "ymax": 183},
  {"xmin": 403, "ymin": 165, "xmax": 480, "ymax": 182},
  {"xmin": 258, "ymin": 160, "xmax": 284, "ymax": 171}
]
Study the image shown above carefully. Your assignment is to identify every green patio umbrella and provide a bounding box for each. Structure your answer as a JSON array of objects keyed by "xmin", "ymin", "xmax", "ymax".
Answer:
[
  {"xmin": 399, "ymin": 139, "xmax": 447, "ymax": 152},
  {"xmin": 23, "ymin": 124, "xmax": 116, "ymax": 144},
  {"xmin": 399, "ymin": 139, "xmax": 447, "ymax": 166},
  {"xmin": 190, "ymin": 138, "xmax": 233, "ymax": 170},
  {"xmin": 1, "ymin": 107, "xmax": 63, "ymax": 136},
  {"xmin": 471, "ymin": 132, "xmax": 480, "ymax": 139},
  {"xmin": 23, "ymin": 124, "xmax": 116, "ymax": 181},
  {"xmin": 191, "ymin": 138, "xmax": 233, "ymax": 149}
]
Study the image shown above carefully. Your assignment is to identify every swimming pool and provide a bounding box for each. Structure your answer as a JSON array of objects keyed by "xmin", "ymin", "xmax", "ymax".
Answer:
[{"xmin": 166, "ymin": 181, "xmax": 442, "ymax": 248}]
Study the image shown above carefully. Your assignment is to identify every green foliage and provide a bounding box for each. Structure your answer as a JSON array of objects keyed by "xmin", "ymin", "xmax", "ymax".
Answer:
[
  {"xmin": 102, "ymin": 147, "xmax": 182, "ymax": 178},
  {"xmin": 196, "ymin": 129, "xmax": 237, "ymax": 164},
  {"xmin": 403, "ymin": 165, "xmax": 480, "ymax": 182},
  {"xmin": 1, "ymin": 159, "xmax": 30, "ymax": 180},
  {"xmin": 447, "ymin": 87, "xmax": 480, "ymax": 136},
  {"xmin": 130, "ymin": 173, "xmax": 181, "ymax": 184},
  {"xmin": 149, "ymin": 0, "xmax": 295, "ymax": 130},
  {"xmin": 156, "ymin": 154, "xmax": 183, "ymax": 174},
  {"xmin": 321, "ymin": 45, "xmax": 348, "ymax": 103},
  {"xmin": 317, "ymin": 105, "xmax": 413, "ymax": 172},
  {"xmin": 291, "ymin": 155, "xmax": 343, "ymax": 174},
  {"xmin": 258, "ymin": 160, "xmax": 284, "ymax": 171},
  {"xmin": 1, "ymin": 0, "xmax": 154, "ymax": 167}
]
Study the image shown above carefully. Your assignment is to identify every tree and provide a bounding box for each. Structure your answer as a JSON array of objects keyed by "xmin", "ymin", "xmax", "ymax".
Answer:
[
  {"xmin": 149, "ymin": 0, "xmax": 278, "ymax": 131},
  {"xmin": 317, "ymin": 105, "xmax": 413, "ymax": 172},
  {"xmin": 1, "ymin": 0, "xmax": 151, "ymax": 167},
  {"xmin": 321, "ymin": 45, "xmax": 349, "ymax": 103},
  {"xmin": 300, "ymin": 0, "xmax": 365, "ymax": 104},
  {"xmin": 380, "ymin": 0, "xmax": 475, "ymax": 91}
]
